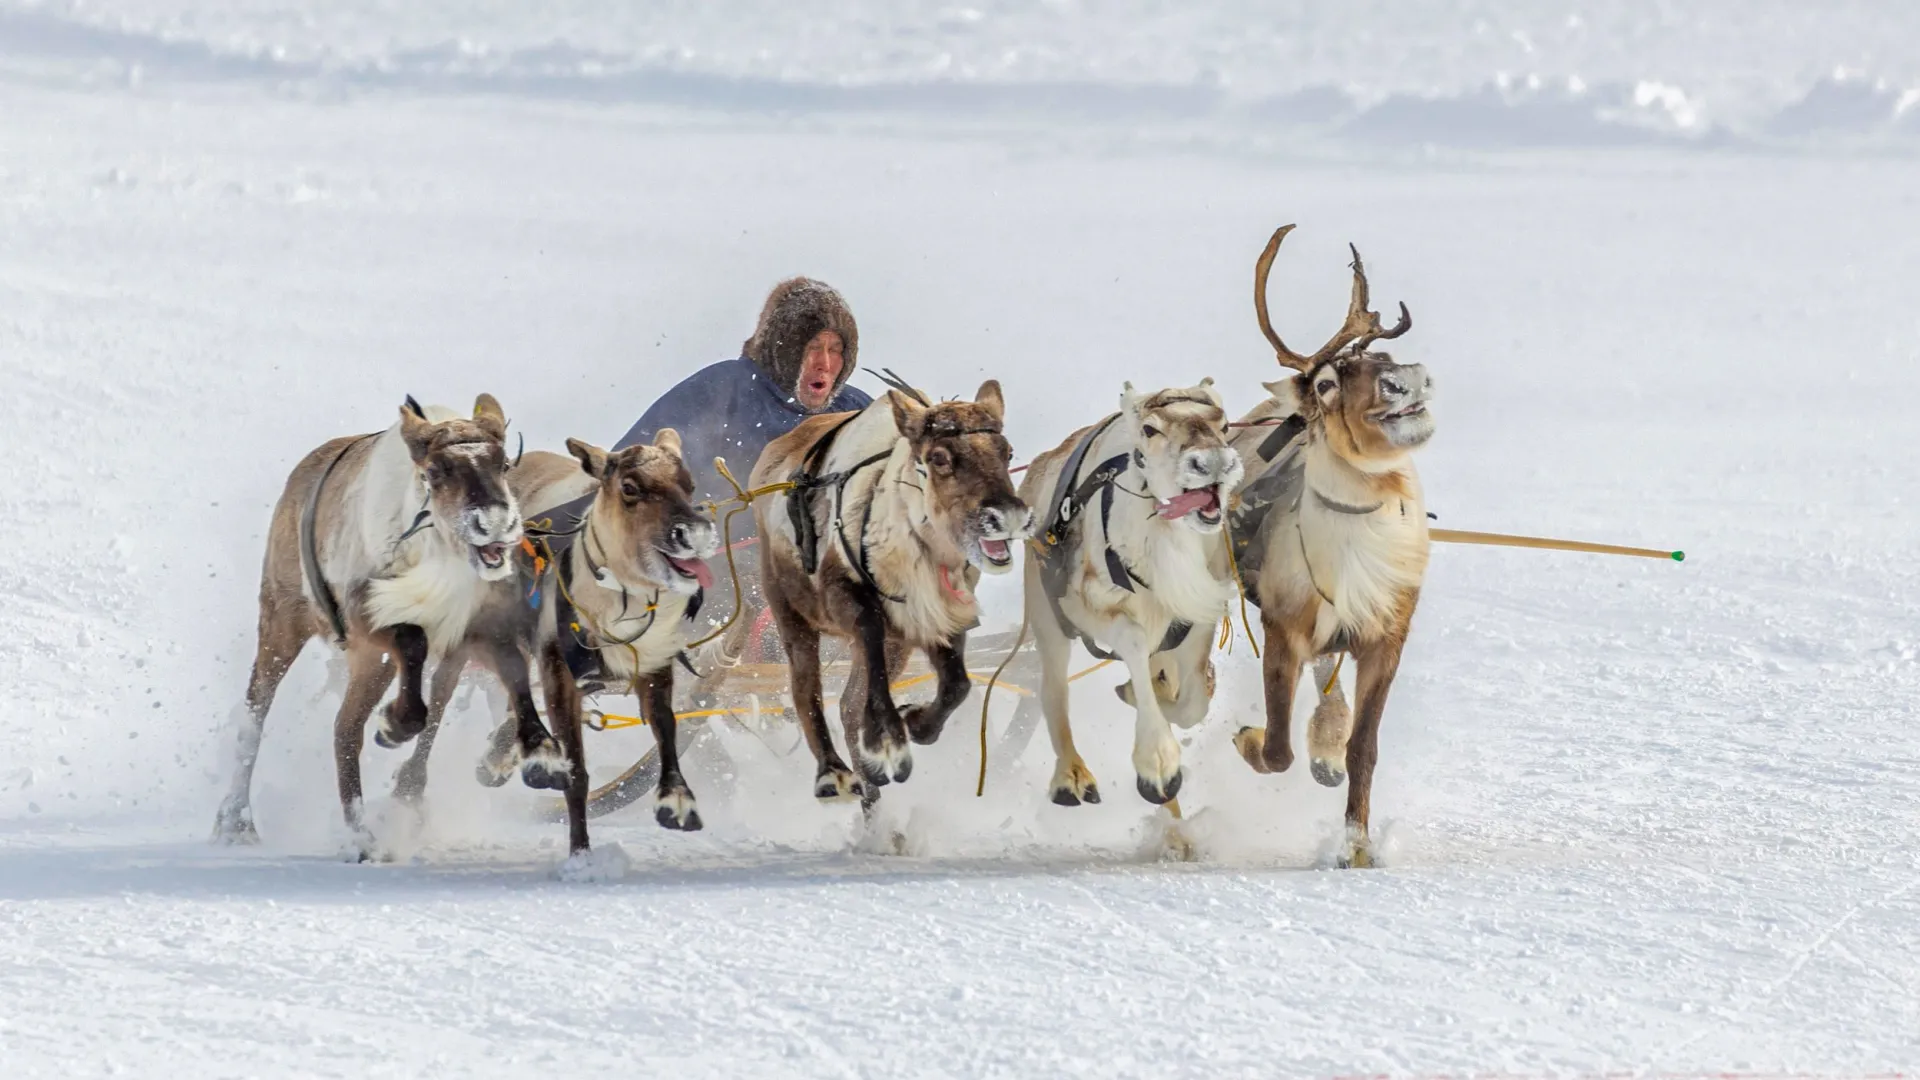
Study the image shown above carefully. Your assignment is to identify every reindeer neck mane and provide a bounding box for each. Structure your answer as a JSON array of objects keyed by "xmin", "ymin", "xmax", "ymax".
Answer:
[{"xmin": 1301, "ymin": 425, "xmax": 1418, "ymax": 508}]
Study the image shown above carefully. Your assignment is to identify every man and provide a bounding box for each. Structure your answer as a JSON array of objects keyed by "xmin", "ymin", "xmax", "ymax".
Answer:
[
  {"xmin": 615, "ymin": 277, "xmax": 873, "ymax": 660},
  {"xmin": 615, "ymin": 276, "xmax": 872, "ymax": 503}
]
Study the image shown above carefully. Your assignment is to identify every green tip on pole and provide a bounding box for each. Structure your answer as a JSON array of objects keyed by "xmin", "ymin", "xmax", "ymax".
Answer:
[{"xmin": 1671, "ymin": 551, "xmax": 1686, "ymax": 562}]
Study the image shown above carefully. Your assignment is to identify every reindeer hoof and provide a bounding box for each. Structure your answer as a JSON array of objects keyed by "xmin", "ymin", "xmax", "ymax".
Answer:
[
  {"xmin": 1233, "ymin": 727, "xmax": 1271, "ymax": 773},
  {"xmin": 654, "ymin": 788, "xmax": 703, "ymax": 832},
  {"xmin": 857, "ymin": 738, "xmax": 912, "ymax": 786},
  {"xmin": 1310, "ymin": 757, "xmax": 1346, "ymax": 787},
  {"xmin": 518, "ymin": 739, "xmax": 572, "ymax": 790},
  {"xmin": 1050, "ymin": 784, "xmax": 1102, "ymax": 807},
  {"xmin": 900, "ymin": 704, "xmax": 946, "ymax": 745},
  {"xmin": 1337, "ymin": 844, "xmax": 1374, "ymax": 870},
  {"xmin": 814, "ymin": 767, "xmax": 864, "ymax": 803},
  {"xmin": 521, "ymin": 762, "xmax": 565, "ymax": 790},
  {"xmin": 373, "ymin": 698, "xmax": 428, "ymax": 749},
  {"xmin": 211, "ymin": 803, "xmax": 259, "ymax": 845},
  {"xmin": 1233, "ymin": 727, "xmax": 1293, "ymax": 774},
  {"xmin": 1135, "ymin": 769, "xmax": 1183, "ymax": 806},
  {"xmin": 1049, "ymin": 761, "xmax": 1101, "ymax": 807}
]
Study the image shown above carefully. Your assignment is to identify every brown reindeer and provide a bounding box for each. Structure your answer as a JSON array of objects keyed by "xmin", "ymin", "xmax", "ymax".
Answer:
[
  {"xmin": 1226, "ymin": 225, "xmax": 1435, "ymax": 867},
  {"xmin": 393, "ymin": 432, "xmax": 720, "ymax": 855},
  {"xmin": 212, "ymin": 396, "xmax": 562, "ymax": 856},
  {"xmin": 750, "ymin": 383, "xmax": 1032, "ymax": 802}
]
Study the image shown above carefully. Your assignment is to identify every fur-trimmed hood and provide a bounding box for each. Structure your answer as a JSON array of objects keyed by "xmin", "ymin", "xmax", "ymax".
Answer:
[{"xmin": 741, "ymin": 277, "xmax": 859, "ymax": 403}]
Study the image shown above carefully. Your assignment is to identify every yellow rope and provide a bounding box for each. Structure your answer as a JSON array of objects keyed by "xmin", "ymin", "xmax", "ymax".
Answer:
[
  {"xmin": 1220, "ymin": 511, "xmax": 1261, "ymax": 659},
  {"xmin": 1321, "ymin": 651, "xmax": 1345, "ymax": 696},
  {"xmin": 976, "ymin": 608, "xmax": 1030, "ymax": 797},
  {"xmin": 685, "ymin": 456, "xmax": 796, "ymax": 650}
]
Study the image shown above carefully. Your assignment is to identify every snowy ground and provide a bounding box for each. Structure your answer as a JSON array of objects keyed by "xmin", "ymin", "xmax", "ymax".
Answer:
[{"xmin": 3, "ymin": 3, "xmax": 1919, "ymax": 1077}]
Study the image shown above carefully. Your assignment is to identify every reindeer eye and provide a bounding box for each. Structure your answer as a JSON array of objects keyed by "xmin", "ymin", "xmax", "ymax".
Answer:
[
  {"xmin": 1142, "ymin": 424, "xmax": 1160, "ymax": 439},
  {"xmin": 927, "ymin": 447, "xmax": 952, "ymax": 470},
  {"xmin": 1317, "ymin": 380, "xmax": 1337, "ymax": 396},
  {"xmin": 620, "ymin": 480, "xmax": 641, "ymax": 501}
]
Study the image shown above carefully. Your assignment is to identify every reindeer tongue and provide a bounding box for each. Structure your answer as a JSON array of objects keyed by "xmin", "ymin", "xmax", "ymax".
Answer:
[
  {"xmin": 1156, "ymin": 487, "xmax": 1220, "ymax": 520},
  {"xmin": 667, "ymin": 555, "xmax": 714, "ymax": 590}
]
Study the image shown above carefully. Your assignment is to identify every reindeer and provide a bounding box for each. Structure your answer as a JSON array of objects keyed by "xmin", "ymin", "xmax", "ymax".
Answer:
[
  {"xmin": 212, "ymin": 396, "xmax": 565, "ymax": 855},
  {"xmin": 1019, "ymin": 382, "xmax": 1243, "ymax": 807},
  {"xmin": 1225, "ymin": 225, "xmax": 1435, "ymax": 867},
  {"xmin": 391, "ymin": 431, "xmax": 720, "ymax": 854},
  {"xmin": 750, "ymin": 383, "xmax": 1032, "ymax": 802}
]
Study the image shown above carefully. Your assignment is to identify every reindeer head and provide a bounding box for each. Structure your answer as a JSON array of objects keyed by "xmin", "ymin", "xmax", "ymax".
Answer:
[
  {"xmin": 889, "ymin": 381, "xmax": 1034, "ymax": 573},
  {"xmin": 1121, "ymin": 380, "xmax": 1244, "ymax": 533},
  {"xmin": 1254, "ymin": 225, "xmax": 1435, "ymax": 467},
  {"xmin": 566, "ymin": 430, "xmax": 720, "ymax": 596},
  {"xmin": 397, "ymin": 394, "xmax": 522, "ymax": 581}
]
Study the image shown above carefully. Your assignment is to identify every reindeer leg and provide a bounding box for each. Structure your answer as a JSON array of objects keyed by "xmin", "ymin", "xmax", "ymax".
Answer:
[
  {"xmin": 848, "ymin": 592, "xmax": 912, "ymax": 787},
  {"xmin": 641, "ymin": 669, "xmax": 701, "ymax": 832},
  {"xmin": 901, "ymin": 632, "xmax": 971, "ymax": 747},
  {"xmin": 1027, "ymin": 566, "xmax": 1096, "ymax": 806},
  {"xmin": 1116, "ymin": 628, "xmax": 1183, "ymax": 806},
  {"xmin": 478, "ymin": 637, "xmax": 565, "ymax": 791},
  {"xmin": 1307, "ymin": 653, "xmax": 1355, "ymax": 788},
  {"xmin": 372, "ymin": 623, "xmax": 430, "ymax": 748},
  {"xmin": 216, "ymin": 604, "xmax": 307, "ymax": 843},
  {"xmin": 1236, "ymin": 613, "xmax": 1307, "ymax": 774},
  {"xmin": 537, "ymin": 643, "xmax": 591, "ymax": 853},
  {"xmin": 772, "ymin": 591, "xmax": 860, "ymax": 802},
  {"xmin": 393, "ymin": 645, "xmax": 467, "ymax": 805},
  {"xmin": 1159, "ymin": 625, "xmax": 1216, "ymax": 731},
  {"xmin": 334, "ymin": 635, "xmax": 396, "ymax": 859},
  {"xmin": 1342, "ymin": 635, "xmax": 1407, "ymax": 869},
  {"xmin": 214, "ymin": 598, "xmax": 309, "ymax": 843}
]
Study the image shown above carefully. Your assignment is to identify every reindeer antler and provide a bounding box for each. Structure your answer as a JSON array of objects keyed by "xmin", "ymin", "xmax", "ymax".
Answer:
[{"xmin": 1254, "ymin": 225, "xmax": 1413, "ymax": 371}]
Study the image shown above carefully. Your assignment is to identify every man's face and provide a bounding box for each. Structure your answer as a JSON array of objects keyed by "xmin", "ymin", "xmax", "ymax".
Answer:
[{"xmin": 795, "ymin": 329, "xmax": 844, "ymax": 411}]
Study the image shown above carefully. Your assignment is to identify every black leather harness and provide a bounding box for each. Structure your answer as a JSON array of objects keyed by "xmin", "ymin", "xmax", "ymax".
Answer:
[
  {"xmin": 1032, "ymin": 415, "xmax": 1193, "ymax": 661},
  {"xmin": 783, "ymin": 412, "xmax": 899, "ymax": 600},
  {"xmin": 1226, "ymin": 413, "xmax": 1309, "ymax": 601},
  {"xmin": 528, "ymin": 493, "xmax": 703, "ymax": 682},
  {"xmin": 784, "ymin": 390, "xmax": 1004, "ymax": 606}
]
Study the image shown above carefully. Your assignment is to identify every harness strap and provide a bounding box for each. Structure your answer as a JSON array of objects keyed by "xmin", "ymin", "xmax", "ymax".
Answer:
[
  {"xmin": 1312, "ymin": 490, "xmax": 1387, "ymax": 516},
  {"xmin": 787, "ymin": 411, "xmax": 864, "ymax": 574},
  {"xmin": 300, "ymin": 432, "xmax": 380, "ymax": 645},
  {"xmin": 1228, "ymin": 414, "xmax": 1313, "ymax": 601},
  {"xmin": 1256, "ymin": 414, "xmax": 1307, "ymax": 463},
  {"xmin": 832, "ymin": 450, "xmax": 902, "ymax": 602},
  {"xmin": 1035, "ymin": 417, "xmax": 1191, "ymax": 659},
  {"xmin": 537, "ymin": 491, "xmax": 704, "ymax": 682}
]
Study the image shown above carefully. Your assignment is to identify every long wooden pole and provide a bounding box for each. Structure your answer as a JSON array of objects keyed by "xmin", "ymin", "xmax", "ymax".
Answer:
[{"xmin": 1430, "ymin": 528, "xmax": 1684, "ymax": 562}]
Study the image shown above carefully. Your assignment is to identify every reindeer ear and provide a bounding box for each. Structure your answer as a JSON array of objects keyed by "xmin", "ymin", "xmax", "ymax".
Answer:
[
  {"xmin": 1120, "ymin": 381, "xmax": 1142, "ymax": 418},
  {"xmin": 973, "ymin": 379, "xmax": 1005, "ymax": 421},
  {"xmin": 1262, "ymin": 376, "xmax": 1310, "ymax": 416},
  {"xmin": 1196, "ymin": 377, "xmax": 1223, "ymax": 407},
  {"xmin": 888, "ymin": 389, "xmax": 928, "ymax": 439},
  {"xmin": 471, "ymin": 393, "xmax": 508, "ymax": 441},
  {"xmin": 566, "ymin": 437, "xmax": 609, "ymax": 478},
  {"xmin": 399, "ymin": 400, "xmax": 436, "ymax": 464},
  {"xmin": 651, "ymin": 427, "xmax": 684, "ymax": 460},
  {"xmin": 975, "ymin": 374, "xmax": 1006, "ymax": 417}
]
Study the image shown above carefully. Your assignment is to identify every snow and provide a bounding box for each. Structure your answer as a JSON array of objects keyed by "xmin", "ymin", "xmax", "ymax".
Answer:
[{"xmin": 3, "ymin": 3, "xmax": 1920, "ymax": 1076}]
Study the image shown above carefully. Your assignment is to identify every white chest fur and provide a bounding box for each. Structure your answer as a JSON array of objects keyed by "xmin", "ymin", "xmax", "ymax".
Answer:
[{"xmin": 363, "ymin": 545, "xmax": 485, "ymax": 656}]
